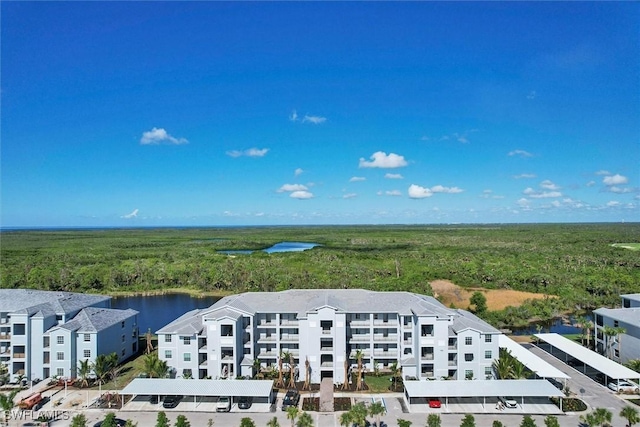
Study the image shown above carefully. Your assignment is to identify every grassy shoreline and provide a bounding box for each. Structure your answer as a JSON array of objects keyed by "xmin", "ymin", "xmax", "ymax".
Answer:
[{"xmin": 106, "ymin": 287, "xmax": 231, "ymax": 298}]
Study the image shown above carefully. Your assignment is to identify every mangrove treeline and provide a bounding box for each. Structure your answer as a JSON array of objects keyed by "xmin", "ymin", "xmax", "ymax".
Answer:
[{"xmin": 1, "ymin": 223, "xmax": 638, "ymax": 327}]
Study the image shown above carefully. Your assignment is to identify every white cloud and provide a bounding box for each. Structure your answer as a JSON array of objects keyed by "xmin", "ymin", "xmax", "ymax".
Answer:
[
  {"xmin": 121, "ymin": 209, "xmax": 138, "ymax": 219},
  {"xmin": 384, "ymin": 173, "xmax": 403, "ymax": 179},
  {"xmin": 523, "ymin": 187, "xmax": 562, "ymax": 198},
  {"xmin": 302, "ymin": 115, "xmax": 326, "ymax": 124},
  {"xmin": 408, "ymin": 184, "xmax": 433, "ymax": 199},
  {"xmin": 226, "ymin": 148, "xmax": 269, "ymax": 158},
  {"xmin": 289, "ymin": 110, "xmax": 298, "ymax": 122},
  {"xmin": 608, "ymin": 186, "xmax": 633, "ymax": 194},
  {"xmin": 595, "ymin": 170, "xmax": 611, "ymax": 176},
  {"xmin": 278, "ymin": 184, "xmax": 308, "ymax": 193},
  {"xmin": 359, "ymin": 151, "xmax": 408, "ymax": 168},
  {"xmin": 349, "ymin": 176, "xmax": 366, "ymax": 182},
  {"xmin": 140, "ymin": 127, "xmax": 188, "ymax": 145},
  {"xmin": 382, "ymin": 190, "xmax": 402, "ymax": 196},
  {"xmin": 517, "ymin": 198, "xmax": 530, "ymax": 207},
  {"xmin": 430, "ymin": 185, "xmax": 463, "ymax": 194},
  {"xmin": 514, "ymin": 173, "xmax": 537, "ymax": 179},
  {"xmin": 290, "ymin": 190, "xmax": 314, "ymax": 199},
  {"xmin": 294, "ymin": 168, "xmax": 304, "ymax": 177},
  {"xmin": 607, "ymin": 201, "xmax": 621, "ymax": 207},
  {"xmin": 453, "ymin": 133, "xmax": 469, "ymax": 144},
  {"xmin": 603, "ymin": 174, "xmax": 628, "ymax": 186},
  {"xmin": 586, "ymin": 180, "xmax": 596, "ymax": 187},
  {"xmin": 343, "ymin": 193, "xmax": 357, "ymax": 199},
  {"xmin": 551, "ymin": 200, "xmax": 561, "ymax": 208},
  {"xmin": 540, "ymin": 180, "xmax": 561, "ymax": 191},
  {"xmin": 508, "ymin": 149, "xmax": 533, "ymax": 158}
]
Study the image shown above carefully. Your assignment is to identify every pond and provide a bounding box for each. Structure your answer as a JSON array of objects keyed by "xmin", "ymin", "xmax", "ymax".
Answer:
[
  {"xmin": 110, "ymin": 293, "xmax": 220, "ymax": 333},
  {"xmin": 219, "ymin": 241, "xmax": 319, "ymax": 255},
  {"xmin": 510, "ymin": 317, "xmax": 582, "ymax": 336}
]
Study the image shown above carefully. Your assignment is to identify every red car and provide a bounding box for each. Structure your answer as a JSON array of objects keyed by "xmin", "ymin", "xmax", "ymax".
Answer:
[{"xmin": 428, "ymin": 398, "xmax": 441, "ymax": 408}]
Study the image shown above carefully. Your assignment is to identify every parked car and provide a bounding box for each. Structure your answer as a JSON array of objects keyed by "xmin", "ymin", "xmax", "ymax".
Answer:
[
  {"xmin": 238, "ymin": 396, "xmax": 253, "ymax": 409},
  {"xmin": 217, "ymin": 396, "xmax": 231, "ymax": 412},
  {"xmin": 608, "ymin": 381, "xmax": 639, "ymax": 393},
  {"xmin": 281, "ymin": 389, "xmax": 300, "ymax": 410},
  {"xmin": 93, "ymin": 419, "xmax": 127, "ymax": 427},
  {"xmin": 500, "ymin": 396, "xmax": 518, "ymax": 408},
  {"xmin": 428, "ymin": 398, "xmax": 441, "ymax": 408},
  {"xmin": 162, "ymin": 395, "xmax": 183, "ymax": 408}
]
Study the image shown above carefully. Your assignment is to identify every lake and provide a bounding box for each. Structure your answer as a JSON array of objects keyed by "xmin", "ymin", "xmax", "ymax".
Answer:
[
  {"xmin": 111, "ymin": 293, "xmax": 220, "ymax": 333},
  {"xmin": 219, "ymin": 241, "xmax": 319, "ymax": 255},
  {"xmin": 511, "ymin": 317, "xmax": 582, "ymax": 336}
]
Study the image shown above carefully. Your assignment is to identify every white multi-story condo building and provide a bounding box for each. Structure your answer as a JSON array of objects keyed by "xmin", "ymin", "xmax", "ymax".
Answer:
[
  {"xmin": 594, "ymin": 293, "xmax": 640, "ymax": 363},
  {"xmin": 0, "ymin": 290, "xmax": 139, "ymax": 382},
  {"xmin": 157, "ymin": 289, "xmax": 501, "ymax": 383}
]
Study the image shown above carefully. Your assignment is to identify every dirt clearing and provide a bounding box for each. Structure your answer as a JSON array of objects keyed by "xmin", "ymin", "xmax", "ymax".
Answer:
[{"xmin": 430, "ymin": 279, "xmax": 551, "ymax": 311}]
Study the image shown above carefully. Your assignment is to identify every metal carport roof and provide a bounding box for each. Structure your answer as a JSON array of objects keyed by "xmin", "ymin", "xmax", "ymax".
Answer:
[
  {"xmin": 499, "ymin": 335, "xmax": 570, "ymax": 379},
  {"xmin": 404, "ymin": 379, "xmax": 564, "ymax": 398},
  {"xmin": 535, "ymin": 333, "xmax": 640, "ymax": 380},
  {"xmin": 120, "ymin": 378, "xmax": 274, "ymax": 397}
]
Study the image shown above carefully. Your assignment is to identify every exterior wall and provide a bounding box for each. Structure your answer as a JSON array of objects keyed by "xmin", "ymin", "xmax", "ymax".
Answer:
[
  {"xmin": 594, "ymin": 309, "xmax": 640, "ymax": 364},
  {"xmin": 95, "ymin": 315, "xmax": 139, "ymax": 364},
  {"xmin": 48, "ymin": 328, "xmax": 74, "ymax": 379},
  {"xmin": 158, "ymin": 297, "xmax": 502, "ymax": 385}
]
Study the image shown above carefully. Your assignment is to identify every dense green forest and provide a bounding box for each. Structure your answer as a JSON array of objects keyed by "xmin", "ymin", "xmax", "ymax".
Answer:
[{"xmin": 1, "ymin": 224, "xmax": 638, "ymax": 327}]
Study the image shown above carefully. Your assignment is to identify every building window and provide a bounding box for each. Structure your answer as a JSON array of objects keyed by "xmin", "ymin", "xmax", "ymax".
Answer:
[
  {"xmin": 165, "ymin": 350, "xmax": 172, "ymax": 359},
  {"xmin": 465, "ymin": 370, "xmax": 474, "ymax": 380},
  {"xmin": 121, "ymin": 349, "xmax": 125, "ymax": 356},
  {"xmin": 165, "ymin": 335, "xmax": 172, "ymax": 343},
  {"xmin": 84, "ymin": 334, "xmax": 91, "ymax": 342},
  {"xmin": 485, "ymin": 335, "xmax": 492, "ymax": 343},
  {"xmin": 183, "ymin": 369, "xmax": 192, "ymax": 378},
  {"xmin": 614, "ymin": 320, "xmax": 619, "ymax": 328},
  {"xmin": 121, "ymin": 321, "xmax": 125, "ymax": 328},
  {"xmin": 121, "ymin": 335, "xmax": 126, "ymax": 343},
  {"xmin": 596, "ymin": 314, "xmax": 603, "ymax": 326},
  {"xmin": 421, "ymin": 324, "xmax": 434, "ymax": 337},
  {"xmin": 485, "ymin": 350, "xmax": 492, "ymax": 359},
  {"xmin": 465, "ymin": 337, "xmax": 472, "ymax": 346},
  {"xmin": 84, "ymin": 350, "xmax": 91, "ymax": 358},
  {"xmin": 57, "ymin": 352, "xmax": 64, "ymax": 360},
  {"xmin": 183, "ymin": 337, "xmax": 191, "ymax": 345},
  {"xmin": 221, "ymin": 325, "xmax": 233, "ymax": 336},
  {"xmin": 13, "ymin": 324, "xmax": 26, "ymax": 335},
  {"xmin": 465, "ymin": 353, "xmax": 474, "ymax": 362},
  {"xmin": 57, "ymin": 336, "xmax": 64, "ymax": 345},
  {"xmin": 624, "ymin": 299, "xmax": 631, "ymax": 308},
  {"xmin": 485, "ymin": 367, "xmax": 492, "ymax": 378},
  {"xmin": 614, "ymin": 349, "xmax": 620, "ymax": 358},
  {"xmin": 183, "ymin": 353, "xmax": 191, "ymax": 362},
  {"xmin": 56, "ymin": 368, "xmax": 64, "ymax": 377}
]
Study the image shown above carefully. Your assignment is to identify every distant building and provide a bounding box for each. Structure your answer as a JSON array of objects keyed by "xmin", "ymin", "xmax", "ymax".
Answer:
[
  {"xmin": 594, "ymin": 293, "xmax": 640, "ymax": 363},
  {"xmin": 0, "ymin": 290, "xmax": 138, "ymax": 382},
  {"xmin": 157, "ymin": 289, "xmax": 501, "ymax": 383}
]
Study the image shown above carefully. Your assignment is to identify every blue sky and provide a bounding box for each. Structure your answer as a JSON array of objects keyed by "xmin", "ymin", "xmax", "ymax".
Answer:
[{"xmin": 2, "ymin": 2, "xmax": 639, "ymax": 227}]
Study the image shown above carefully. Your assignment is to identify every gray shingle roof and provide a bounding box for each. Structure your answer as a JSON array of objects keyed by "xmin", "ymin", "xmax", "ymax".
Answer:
[
  {"xmin": 0, "ymin": 289, "xmax": 110, "ymax": 315},
  {"xmin": 203, "ymin": 289, "xmax": 454, "ymax": 319},
  {"xmin": 156, "ymin": 308, "xmax": 205, "ymax": 335},
  {"xmin": 55, "ymin": 307, "xmax": 138, "ymax": 333},
  {"xmin": 451, "ymin": 309, "xmax": 501, "ymax": 334}
]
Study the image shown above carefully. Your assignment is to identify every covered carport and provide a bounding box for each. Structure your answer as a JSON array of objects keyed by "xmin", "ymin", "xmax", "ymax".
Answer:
[
  {"xmin": 535, "ymin": 333, "xmax": 640, "ymax": 388},
  {"xmin": 120, "ymin": 378, "xmax": 275, "ymax": 412},
  {"xmin": 500, "ymin": 335, "xmax": 570, "ymax": 387},
  {"xmin": 403, "ymin": 379, "xmax": 564, "ymax": 414}
]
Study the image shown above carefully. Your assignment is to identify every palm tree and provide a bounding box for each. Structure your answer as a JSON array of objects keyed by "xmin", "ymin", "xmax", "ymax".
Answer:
[
  {"xmin": 614, "ymin": 326, "xmax": 626, "ymax": 360},
  {"xmin": 288, "ymin": 353, "xmax": 297, "ymax": 389},
  {"xmin": 368, "ymin": 401, "xmax": 385, "ymax": 427},
  {"xmin": 276, "ymin": 353, "xmax": 287, "ymax": 388},
  {"xmin": 93, "ymin": 354, "xmax": 112, "ymax": 393},
  {"xmin": 349, "ymin": 402, "xmax": 368, "ymax": 427},
  {"xmin": 354, "ymin": 349, "xmax": 364, "ymax": 391},
  {"xmin": 341, "ymin": 357, "xmax": 350, "ymax": 390},
  {"xmin": 602, "ymin": 325, "xmax": 618, "ymax": 359},
  {"xmin": 0, "ymin": 390, "xmax": 19, "ymax": 427},
  {"xmin": 492, "ymin": 349, "xmax": 514, "ymax": 379},
  {"xmin": 286, "ymin": 405, "xmax": 299, "ymax": 427},
  {"xmin": 77, "ymin": 359, "xmax": 93, "ymax": 388},
  {"xmin": 339, "ymin": 412, "xmax": 352, "ymax": 427},
  {"xmin": 390, "ymin": 361, "xmax": 401, "ymax": 391},
  {"xmin": 511, "ymin": 361, "xmax": 531, "ymax": 379},
  {"xmin": 296, "ymin": 412, "xmax": 313, "ymax": 427},
  {"xmin": 581, "ymin": 408, "xmax": 613, "ymax": 427},
  {"xmin": 267, "ymin": 417, "xmax": 281, "ymax": 427},
  {"xmin": 252, "ymin": 358, "xmax": 262, "ymax": 379},
  {"xmin": 620, "ymin": 406, "xmax": 640, "ymax": 427}
]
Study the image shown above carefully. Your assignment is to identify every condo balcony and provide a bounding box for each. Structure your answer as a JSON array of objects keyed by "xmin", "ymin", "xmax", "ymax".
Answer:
[
  {"xmin": 280, "ymin": 334, "xmax": 299, "ymax": 342},
  {"xmin": 373, "ymin": 349, "xmax": 398, "ymax": 358},
  {"xmin": 373, "ymin": 334, "xmax": 398, "ymax": 342},
  {"xmin": 257, "ymin": 318, "xmax": 277, "ymax": 327},
  {"xmin": 348, "ymin": 335, "xmax": 371, "ymax": 343},
  {"xmin": 372, "ymin": 320, "xmax": 398, "ymax": 327},
  {"xmin": 258, "ymin": 349, "xmax": 278, "ymax": 358},
  {"xmin": 348, "ymin": 320, "xmax": 371, "ymax": 327},
  {"xmin": 198, "ymin": 345, "xmax": 208, "ymax": 353},
  {"xmin": 420, "ymin": 354, "xmax": 435, "ymax": 361},
  {"xmin": 257, "ymin": 335, "xmax": 277, "ymax": 343},
  {"xmin": 0, "ymin": 334, "xmax": 10, "ymax": 340},
  {"xmin": 280, "ymin": 319, "xmax": 299, "ymax": 326}
]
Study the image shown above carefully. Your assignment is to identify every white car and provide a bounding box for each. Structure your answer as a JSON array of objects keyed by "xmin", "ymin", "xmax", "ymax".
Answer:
[
  {"xmin": 216, "ymin": 396, "xmax": 231, "ymax": 412},
  {"xmin": 500, "ymin": 396, "xmax": 518, "ymax": 408},
  {"xmin": 608, "ymin": 381, "xmax": 639, "ymax": 393}
]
